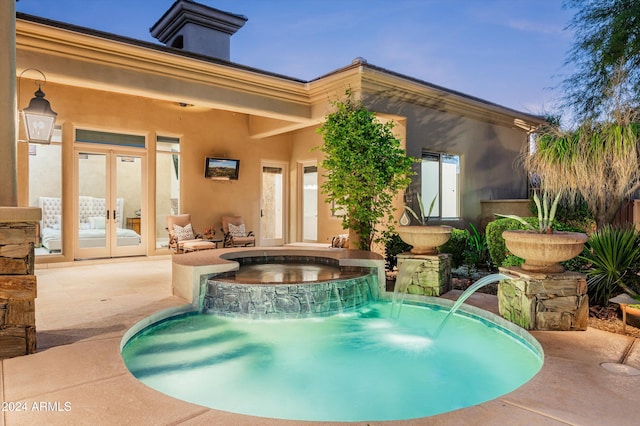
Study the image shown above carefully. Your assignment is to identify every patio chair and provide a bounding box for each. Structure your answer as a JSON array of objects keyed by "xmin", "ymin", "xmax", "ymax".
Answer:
[
  {"xmin": 222, "ymin": 216, "xmax": 256, "ymax": 247},
  {"xmin": 166, "ymin": 214, "xmax": 215, "ymax": 253}
]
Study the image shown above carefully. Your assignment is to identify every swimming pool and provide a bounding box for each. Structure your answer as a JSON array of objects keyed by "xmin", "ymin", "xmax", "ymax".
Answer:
[{"xmin": 121, "ymin": 298, "xmax": 543, "ymax": 421}]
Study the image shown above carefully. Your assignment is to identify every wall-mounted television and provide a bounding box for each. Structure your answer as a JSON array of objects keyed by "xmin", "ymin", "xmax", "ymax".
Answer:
[{"xmin": 204, "ymin": 157, "xmax": 240, "ymax": 180}]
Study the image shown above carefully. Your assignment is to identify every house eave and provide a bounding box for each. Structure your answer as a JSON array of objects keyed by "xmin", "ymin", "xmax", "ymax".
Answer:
[
  {"xmin": 311, "ymin": 59, "xmax": 546, "ymax": 130},
  {"xmin": 16, "ymin": 14, "xmax": 312, "ymax": 123}
]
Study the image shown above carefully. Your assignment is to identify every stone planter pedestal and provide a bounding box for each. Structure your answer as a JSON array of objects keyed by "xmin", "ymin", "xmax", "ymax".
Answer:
[
  {"xmin": 0, "ymin": 207, "xmax": 40, "ymax": 359},
  {"xmin": 498, "ymin": 266, "xmax": 588, "ymax": 331},
  {"xmin": 396, "ymin": 253, "xmax": 451, "ymax": 297}
]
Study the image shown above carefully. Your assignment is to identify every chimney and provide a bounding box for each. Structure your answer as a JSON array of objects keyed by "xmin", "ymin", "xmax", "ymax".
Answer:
[{"xmin": 150, "ymin": 0, "xmax": 247, "ymax": 61}]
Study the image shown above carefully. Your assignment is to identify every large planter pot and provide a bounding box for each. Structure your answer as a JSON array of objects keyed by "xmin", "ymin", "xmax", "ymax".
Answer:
[
  {"xmin": 397, "ymin": 225, "xmax": 452, "ymax": 255},
  {"xmin": 502, "ymin": 230, "xmax": 588, "ymax": 274}
]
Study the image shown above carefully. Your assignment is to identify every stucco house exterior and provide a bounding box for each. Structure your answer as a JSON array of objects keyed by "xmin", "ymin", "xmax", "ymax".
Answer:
[{"xmin": 9, "ymin": 0, "xmax": 545, "ymax": 263}]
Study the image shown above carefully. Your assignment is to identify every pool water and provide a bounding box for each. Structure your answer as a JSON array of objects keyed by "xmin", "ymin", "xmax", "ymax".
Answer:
[{"xmin": 121, "ymin": 301, "xmax": 543, "ymax": 421}]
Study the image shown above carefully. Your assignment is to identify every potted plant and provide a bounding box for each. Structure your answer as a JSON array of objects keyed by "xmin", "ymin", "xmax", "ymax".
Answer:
[
  {"xmin": 203, "ymin": 226, "xmax": 215, "ymax": 240},
  {"xmin": 498, "ymin": 191, "xmax": 587, "ymax": 273},
  {"xmin": 397, "ymin": 193, "xmax": 452, "ymax": 255}
]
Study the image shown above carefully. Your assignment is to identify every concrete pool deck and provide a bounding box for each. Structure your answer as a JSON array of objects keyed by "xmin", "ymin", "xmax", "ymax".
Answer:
[{"xmin": 1, "ymin": 257, "xmax": 639, "ymax": 425}]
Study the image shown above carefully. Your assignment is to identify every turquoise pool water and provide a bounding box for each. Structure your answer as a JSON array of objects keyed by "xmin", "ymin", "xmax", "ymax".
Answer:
[{"xmin": 121, "ymin": 301, "xmax": 543, "ymax": 421}]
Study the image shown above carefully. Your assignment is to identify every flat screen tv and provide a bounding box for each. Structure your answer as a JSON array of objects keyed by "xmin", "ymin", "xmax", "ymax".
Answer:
[{"xmin": 204, "ymin": 157, "xmax": 240, "ymax": 180}]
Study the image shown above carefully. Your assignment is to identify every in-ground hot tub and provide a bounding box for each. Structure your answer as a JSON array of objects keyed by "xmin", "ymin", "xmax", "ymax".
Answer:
[
  {"xmin": 202, "ymin": 255, "xmax": 377, "ymax": 318},
  {"xmin": 170, "ymin": 247, "xmax": 385, "ymax": 306}
]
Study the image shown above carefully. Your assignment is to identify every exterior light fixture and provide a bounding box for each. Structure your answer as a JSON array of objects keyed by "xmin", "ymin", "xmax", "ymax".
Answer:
[{"xmin": 19, "ymin": 69, "xmax": 58, "ymax": 144}]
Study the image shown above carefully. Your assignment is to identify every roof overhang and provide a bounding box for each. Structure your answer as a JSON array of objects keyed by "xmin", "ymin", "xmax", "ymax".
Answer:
[{"xmin": 16, "ymin": 15, "xmax": 312, "ymax": 127}]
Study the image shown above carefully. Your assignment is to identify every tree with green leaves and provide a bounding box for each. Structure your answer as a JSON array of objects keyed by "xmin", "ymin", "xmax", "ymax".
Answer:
[
  {"xmin": 315, "ymin": 91, "xmax": 414, "ymax": 251},
  {"xmin": 562, "ymin": 0, "xmax": 640, "ymax": 121}
]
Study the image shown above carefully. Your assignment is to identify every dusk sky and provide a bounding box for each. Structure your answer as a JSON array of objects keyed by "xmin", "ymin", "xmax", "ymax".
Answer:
[{"xmin": 16, "ymin": 0, "xmax": 576, "ymax": 119}]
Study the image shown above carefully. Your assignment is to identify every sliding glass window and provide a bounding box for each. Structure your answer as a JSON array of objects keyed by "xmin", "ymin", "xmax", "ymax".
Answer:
[
  {"xmin": 30, "ymin": 127, "xmax": 63, "ymax": 256},
  {"xmin": 156, "ymin": 136, "xmax": 180, "ymax": 249},
  {"xmin": 420, "ymin": 152, "xmax": 460, "ymax": 219}
]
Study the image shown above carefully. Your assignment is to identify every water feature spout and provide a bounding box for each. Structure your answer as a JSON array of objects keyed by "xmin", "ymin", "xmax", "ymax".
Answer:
[
  {"xmin": 390, "ymin": 259, "xmax": 424, "ymax": 318},
  {"xmin": 434, "ymin": 273, "xmax": 512, "ymax": 337}
]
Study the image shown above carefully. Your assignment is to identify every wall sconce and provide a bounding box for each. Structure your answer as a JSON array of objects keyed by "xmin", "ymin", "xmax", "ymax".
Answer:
[{"xmin": 19, "ymin": 68, "xmax": 58, "ymax": 144}]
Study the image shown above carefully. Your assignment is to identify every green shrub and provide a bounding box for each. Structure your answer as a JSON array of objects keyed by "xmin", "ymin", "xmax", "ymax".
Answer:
[
  {"xmin": 581, "ymin": 225, "xmax": 640, "ymax": 306},
  {"xmin": 439, "ymin": 228, "xmax": 468, "ymax": 268},
  {"xmin": 501, "ymin": 253, "xmax": 525, "ymax": 268},
  {"xmin": 485, "ymin": 217, "xmax": 534, "ymax": 267},
  {"xmin": 383, "ymin": 232, "xmax": 412, "ymax": 270},
  {"xmin": 464, "ymin": 223, "xmax": 492, "ymax": 269},
  {"xmin": 552, "ymin": 220, "xmax": 594, "ymax": 271}
]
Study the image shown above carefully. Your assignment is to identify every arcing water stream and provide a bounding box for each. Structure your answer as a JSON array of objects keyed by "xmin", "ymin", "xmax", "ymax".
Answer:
[{"xmin": 390, "ymin": 259, "xmax": 511, "ymax": 336}]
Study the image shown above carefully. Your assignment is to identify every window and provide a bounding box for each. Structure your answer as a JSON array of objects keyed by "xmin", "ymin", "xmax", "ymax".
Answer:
[
  {"xmin": 76, "ymin": 129, "xmax": 145, "ymax": 148},
  {"xmin": 302, "ymin": 164, "xmax": 318, "ymax": 241},
  {"xmin": 420, "ymin": 152, "xmax": 460, "ymax": 219},
  {"xmin": 30, "ymin": 126, "xmax": 63, "ymax": 256},
  {"xmin": 156, "ymin": 136, "xmax": 180, "ymax": 249}
]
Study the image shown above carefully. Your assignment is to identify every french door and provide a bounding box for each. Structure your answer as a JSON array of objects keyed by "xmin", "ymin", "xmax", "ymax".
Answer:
[
  {"xmin": 260, "ymin": 162, "xmax": 287, "ymax": 246},
  {"xmin": 300, "ymin": 163, "xmax": 318, "ymax": 242},
  {"xmin": 74, "ymin": 148, "xmax": 145, "ymax": 259}
]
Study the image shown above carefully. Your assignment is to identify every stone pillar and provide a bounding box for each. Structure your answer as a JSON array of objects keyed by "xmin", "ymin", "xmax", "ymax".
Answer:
[
  {"xmin": 397, "ymin": 253, "xmax": 451, "ymax": 297},
  {"xmin": 0, "ymin": 207, "xmax": 41, "ymax": 359},
  {"xmin": 0, "ymin": 1, "xmax": 17, "ymax": 206},
  {"xmin": 498, "ymin": 266, "xmax": 588, "ymax": 331}
]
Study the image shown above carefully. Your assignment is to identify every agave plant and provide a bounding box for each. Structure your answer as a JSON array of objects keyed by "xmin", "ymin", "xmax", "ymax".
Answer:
[
  {"xmin": 580, "ymin": 225, "xmax": 640, "ymax": 306},
  {"xmin": 497, "ymin": 190, "xmax": 562, "ymax": 234},
  {"xmin": 404, "ymin": 193, "xmax": 437, "ymax": 225}
]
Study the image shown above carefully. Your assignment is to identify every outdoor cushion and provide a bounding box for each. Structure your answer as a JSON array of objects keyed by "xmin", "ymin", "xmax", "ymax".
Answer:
[
  {"xmin": 174, "ymin": 223, "xmax": 195, "ymax": 241},
  {"xmin": 228, "ymin": 223, "xmax": 246, "ymax": 237}
]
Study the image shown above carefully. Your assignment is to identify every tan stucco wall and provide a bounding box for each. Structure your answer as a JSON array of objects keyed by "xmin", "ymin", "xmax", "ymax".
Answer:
[
  {"xmin": 17, "ymin": 80, "xmax": 293, "ymax": 260},
  {"xmin": 364, "ymin": 95, "xmax": 529, "ymax": 228},
  {"xmin": 0, "ymin": 1, "xmax": 17, "ymax": 206}
]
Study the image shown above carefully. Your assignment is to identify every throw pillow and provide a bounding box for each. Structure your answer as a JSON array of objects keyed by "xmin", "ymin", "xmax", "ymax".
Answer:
[
  {"xmin": 173, "ymin": 223, "xmax": 195, "ymax": 241},
  {"xmin": 228, "ymin": 223, "xmax": 246, "ymax": 237},
  {"xmin": 89, "ymin": 216, "xmax": 106, "ymax": 230}
]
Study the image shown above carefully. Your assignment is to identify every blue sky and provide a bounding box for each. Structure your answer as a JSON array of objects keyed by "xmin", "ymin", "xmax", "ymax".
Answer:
[{"xmin": 16, "ymin": 0, "xmax": 576, "ymax": 118}]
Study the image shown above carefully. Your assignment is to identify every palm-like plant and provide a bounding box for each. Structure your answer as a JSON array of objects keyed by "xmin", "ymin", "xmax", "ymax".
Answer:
[
  {"xmin": 497, "ymin": 190, "xmax": 562, "ymax": 233},
  {"xmin": 525, "ymin": 116, "xmax": 640, "ymax": 230},
  {"xmin": 580, "ymin": 225, "xmax": 640, "ymax": 306}
]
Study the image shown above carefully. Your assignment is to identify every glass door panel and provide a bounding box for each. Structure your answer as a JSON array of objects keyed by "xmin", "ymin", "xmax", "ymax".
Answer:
[
  {"xmin": 29, "ymin": 139, "xmax": 63, "ymax": 256},
  {"xmin": 155, "ymin": 138, "xmax": 180, "ymax": 250},
  {"xmin": 75, "ymin": 150, "xmax": 145, "ymax": 259},
  {"xmin": 76, "ymin": 152, "xmax": 109, "ymax": 258},
  {"xmin": 115, "ymin": 155, "xmax": 144, "ymax": 253},
  {"xmin": 261, "ymin": 164, "xmax": 285, "ymax": 246},
  {"xmin": 302, "ymin": 165, "xmax": 318, "ymax": 241}
]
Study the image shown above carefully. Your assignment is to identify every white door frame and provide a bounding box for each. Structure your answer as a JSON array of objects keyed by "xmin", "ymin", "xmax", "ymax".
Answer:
[
  {"xmin": 260, "ymin": 161, "xmax": 288, "ymax": 246},
  {"xmin": 73, "ymin": 144, "xmax": 147, "ymax": 259}
]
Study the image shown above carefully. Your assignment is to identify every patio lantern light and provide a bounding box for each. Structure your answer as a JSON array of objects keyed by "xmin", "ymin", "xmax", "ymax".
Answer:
[{"xmin": 20, "ymin": 69, "xmax": 57, "ymax": 144}]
